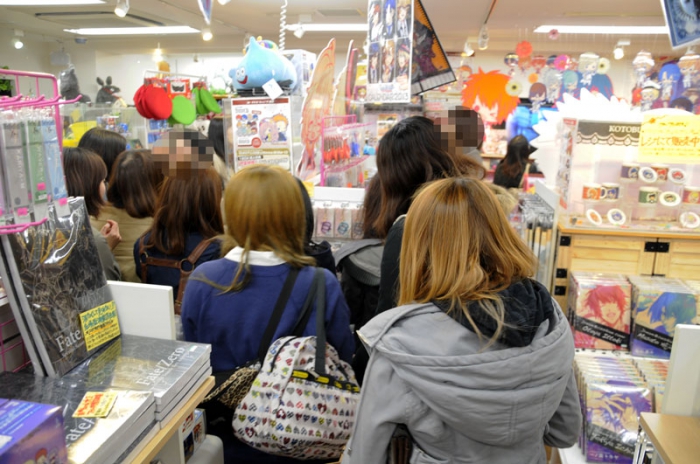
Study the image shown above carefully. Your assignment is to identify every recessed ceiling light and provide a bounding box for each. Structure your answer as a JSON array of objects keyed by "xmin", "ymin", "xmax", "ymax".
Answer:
[
  {"xmin": 285, "ymin": 23, "xmax": 367, "ymax": 32},
  {"xmin": 0, "ymin": 0, "xmax": 104, "ymax": 4},
  {"xmin": 64, "ymin": 26, "xmax": 200, "ymax": 36},
  {"xmin": 534, "ymin": 25, "xmax": 667, "ymax": 35}
]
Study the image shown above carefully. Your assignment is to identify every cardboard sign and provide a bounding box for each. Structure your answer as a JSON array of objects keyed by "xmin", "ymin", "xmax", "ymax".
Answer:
[
  {"xmin": 79, "ymin": 301, "xmax": 120, "ymax": 352},
  {"xmin": 639, "ymin": 114, "xmax": 700, "ymax": 163}
]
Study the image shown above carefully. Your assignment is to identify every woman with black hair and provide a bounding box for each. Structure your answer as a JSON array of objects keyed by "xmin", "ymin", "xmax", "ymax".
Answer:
[
  {"xmin": 295, "ymin": 177, "xmax": 336, "ymax": 275},
  {"xmin": 493, "ymin": 135, "xmax": 541, "ymax": 190},
  {"xmin": 77, "ymin": 127, "xmax": 127, "ymax": 178}
]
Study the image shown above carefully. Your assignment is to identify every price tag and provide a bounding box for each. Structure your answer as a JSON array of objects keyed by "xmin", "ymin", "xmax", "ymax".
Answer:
[
  {"xmin": 79, "ymin": 301, "xmax": 121, "ymax": 352},
  {"xmin": 73, "ymin": 391, "xmax": 118, "ymax": 418}
]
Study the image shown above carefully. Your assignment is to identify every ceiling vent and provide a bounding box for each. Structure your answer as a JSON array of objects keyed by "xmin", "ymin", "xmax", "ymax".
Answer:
[{"xmin": 35, "ymin": 11, "xmax": 163, "ymax": 29}]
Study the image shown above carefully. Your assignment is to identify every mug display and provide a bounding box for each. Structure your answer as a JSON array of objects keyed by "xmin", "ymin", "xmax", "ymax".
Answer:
[
  {"xmin": 659, "ymin": 191, "xmax": 681, "ymax": 207},
  {"xmin": 669, "ymin": 168, "xmax": 687, "ymax": 185},
  {"xmin": 621, "ymin": 163, "xmax": 640, "ymax": 180},
  {"xmin": 651, "ymin": 164, "xmax": 669, "ymax": 182},
  {"xmin": 639, "ymin": 187, "xmax": 660, "ymax": 204},
  {"xmin": 639, "ymin": 167, "xmax": 658, "ymax": 183},
  {"xmin": 682, "ymin": 186, "xmax": 700, "ymax": 205},
  {"xmin": 582, "ymin": 183, "xmax": 602, "ymax": 201},
  {"xmin": 601, "ymin": 183, "xmax": 620, "ymax": 201}
]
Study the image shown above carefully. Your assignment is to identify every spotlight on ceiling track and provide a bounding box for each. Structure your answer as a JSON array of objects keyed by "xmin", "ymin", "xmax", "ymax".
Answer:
[
  {"xmin": 202, "ymin": 26, "xmax": 213, "ymax": 41},
  {"xmin": 114, "ymin": 0, "xmax": 129, "ymax": 18},
  {"xmin": 13, "ymin": 29, "xmax": 24, "ymax": 50},
  {"xmin": 463, "ymin": 41, "xmax": 475, "ymax": 57},
  {"xmin": 477, "ymin": 24, "xmax": 488, "ymax": 50},
  {"xmin": 614, "ymin": 39, "xmax": 630, "ymax": 60},
  {"xmin": 293, "ymin": 25, "xmax": 305, "ymax": 39}
]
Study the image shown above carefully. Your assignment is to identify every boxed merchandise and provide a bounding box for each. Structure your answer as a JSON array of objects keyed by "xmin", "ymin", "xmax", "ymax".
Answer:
[
  {"xmin": 334, "ymin": 204, "xmax": 353, "ymax": 239},
  {"xmin": 315, "ymin": 202, "xmax": 335, "ymax": 239},
  {"xmin": 182, "ymin": 408, "xmax": 206, "ymax": 462},
  {"xmin": 629, "ymin": 277, "xmax": 698, "ymax": 359},
  {"xmin": 569, "ymin": 272, "xmax": 631, "ymax": 350},
  {"xmin": 0, "ymin": 399, "xmax": 68, "ymax": 464}
]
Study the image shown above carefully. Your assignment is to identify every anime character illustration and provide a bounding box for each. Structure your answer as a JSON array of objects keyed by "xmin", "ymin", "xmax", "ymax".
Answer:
[
  {"xmin": 368, "ymin": 1, "xmax": 382, "ymax": 42},
  {"xmin": 646, "ymin": 292, "xmax": 697, "ymax": 336},
  {"xmin": 396, "ymin": 0, "xmax": 411, "ymax": 38},
  {"xmin": 35, "ymin": 449, "xmax": 49, "ymax": 464},
  {"xmin": 561, "ymin": 70, "xmax": 581, "ymax": 100},
  {"xmin": 381, "ymin": 40, "xmax": 396, "ymax": 83},
  {"xmin": 671, "ymin": 96, "xmax": 694, "ymax": 111},
  {"xmin": 259, "ymin": 118, "xmax": 279, "ymax": 143},
  {"xmin": 506, "ymin": 82, "xmax": 555, "ymax": 141},
  {"xmin": 632, "ymin": 50, "xmax": 655, "ymax": 87},
  {"xmin": 678, "ymin": 51, "xmax": 700, "ymax": 89},
  {"xmin": 412, "ymin": 20, "xmax": 438, "ymax": 84},
  {"xmin": 541, "ymin": 68, "xmax": 562, "ymax": 103},
  {"xmin": 682, "ymin": 87, "xmax": 700, "ymax": 113},
  {"xmin": 462, "ymin": 69, "xmax": 520, "ymax": 126},
  {"xmin": 575, "ymin": 285, "xmax": 630, "ymax": 349},
  {"xmin": 298, "ymin": 39, "xmax": 336, "ymax": 180},
  {"xmin": 640, "ymin": 81, "xmax": 660, "ymax": 111},
  {"xmin": 654, "ymin": 62, "xmax": 683, "ymax": 108},
  {"xmin": 578, "ymin": 52, "xmax": 600, "ymax": 87},
  {"xmin": 272, "ymin": 114, "xmax": 289, "ymax": 142},
  {"xmin": 383, "ymin": 0, "xmax": 396, "ymax": 38},
  {"xmin": 368, "ymin": 43, "xmax": 380, "ymax": 84},
  {"xmin": 395, "ymin": 40, "xmax": 411, "ymax": 84}
]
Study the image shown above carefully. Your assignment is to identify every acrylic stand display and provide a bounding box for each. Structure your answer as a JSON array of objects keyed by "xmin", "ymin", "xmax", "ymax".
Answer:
[{"xmin": 320, "ymin": 115, "xmax": 376, "ymax": 188}]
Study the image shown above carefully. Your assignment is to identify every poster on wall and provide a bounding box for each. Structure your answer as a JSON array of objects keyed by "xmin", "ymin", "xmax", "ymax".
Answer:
[
  {"xmin": 365, "ymin": 0, "xmax": 414, "ymax": 103},
  {"xmin": 411, "ymin": 0, "xmax": 456, "ymax": 94},
  {"xmin": 231, "ymin": 97, "xmax": 293, "ymax": 172},
  {"xmin": 660, "ymin": 0, "xmax": 700, "ymax": 49}
]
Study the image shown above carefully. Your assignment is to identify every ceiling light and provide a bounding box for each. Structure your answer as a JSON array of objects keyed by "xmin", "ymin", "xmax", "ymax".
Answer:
[
  {"xmin": 202, "ymin": 26, "xmax": 213, "ymax": 41},
  {"xmin": 0, "ymin": 0, "xmax": 104, "ymax": 4},
  {"xmin": 477, "ymin": 24, "xmax": 488, "ymax": 50},
  {"xmin": 153, "ymin": 43, "xmax": 163, "ymax": 62},
  {"xmin": 613, "ymin": 47, "xmax": 624, "ymax": 60},
  {"xmin": 13, "ymin": 38, "xmax": 23, "ymax": 50},
  {"xmin": 534, "ymin": 25, "xmax": 667, "ymax": 35},
  {"xmin": 463, "ymin": 41, "xmax": 475, "ymax": 57},
  {"xmin": 64, "ymin": 26, "xmax": 199, "ymax": 36},
  {"xmin": 293, "ymin": 25, "xmax": 305, "ymax": 39},
  {"xmin": 284, "ymin": 23, "xmax": 367, "ymax": 32},
  {"xmin": 114, "ymin": 0, "xmax": 129, "ymax": 18},
  {"xmin": 217, "ymin": 0, "xmax": 231, "ymax": 4}
]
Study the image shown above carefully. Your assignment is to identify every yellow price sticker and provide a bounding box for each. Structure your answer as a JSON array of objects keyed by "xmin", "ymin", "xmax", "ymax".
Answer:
[
  {"xmin": 73, "ymin": 391, "xmax": 118, "ymax": 418},
  {"xmin": 79, "ymin": 301, "xmax": 121, "ymax": 352}
]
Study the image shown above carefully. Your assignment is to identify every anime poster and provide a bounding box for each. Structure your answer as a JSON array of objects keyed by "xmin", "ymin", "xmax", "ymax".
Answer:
[
  {"xmin": 572, "ymin": 280, "xmax": 632, "ymax": 351},
  {"xmin": 297, "ymin": 39, "xmax": 336, "ymax": 180},
  {"xmin": 231, "ymin": 97, "xmax": 293, "ymax": 172},
  {"xmin": 366, "ymin": 0, "xmax": 413, "ymax": 103},
  {"xmin": 660, "ymin": 0, "xmax": 700, "ymax": 49},
  {"xmin": 333, "ymin": 41, "xmax": 360, "ymax": 117},
  {"xmin": 411, "ymin": 0, "xmax": 455, "ymax": 94}
]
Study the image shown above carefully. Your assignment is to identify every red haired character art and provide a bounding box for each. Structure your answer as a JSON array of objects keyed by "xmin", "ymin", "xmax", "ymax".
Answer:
[
  {"xmin": 575, "ymin": 284, "xmax": 630, "ymax": 350},
  {"xmin": 462, "ymin": 69, "xmax": 520, "ymax": 126}
]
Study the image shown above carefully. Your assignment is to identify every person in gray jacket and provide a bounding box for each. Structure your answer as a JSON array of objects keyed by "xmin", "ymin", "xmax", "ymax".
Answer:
[{"xmin": 342, "ymin": 177, "xmax": 581, "ymax": 464}]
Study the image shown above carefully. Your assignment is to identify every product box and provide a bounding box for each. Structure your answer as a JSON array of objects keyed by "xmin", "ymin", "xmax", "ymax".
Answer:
[
  {"xmin": 182, "ymin": 408, "xmax": 206, "ymax": 462},
  {"xmin": 0, "ymin": 399, "xmax": 68, "ymax": 464}
]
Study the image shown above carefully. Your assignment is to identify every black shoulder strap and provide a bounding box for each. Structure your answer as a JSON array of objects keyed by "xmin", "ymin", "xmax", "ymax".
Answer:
[
  {"xmin": 313, "ymin": 269, "xmax": 327, "ymax": 375},
  {"xmin": 256, "ymin": 267, "xmax": 300, "ymax": 361},
  {"xmin": 291, "ymin": 268, "xmax": 325, "ymax": 337}
]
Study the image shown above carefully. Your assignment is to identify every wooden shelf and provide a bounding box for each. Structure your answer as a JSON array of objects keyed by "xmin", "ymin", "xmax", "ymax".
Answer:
[
  {"xmin": 558, "ymin": 220, "xmax": 700, "ymax": 240},
  {"xmin": 131, "ymin": 376, "xmax": 214, "ymax": 464},
  {"xmin": 639, "ymin": 413, "xmax": 700, "ymax": 464}
]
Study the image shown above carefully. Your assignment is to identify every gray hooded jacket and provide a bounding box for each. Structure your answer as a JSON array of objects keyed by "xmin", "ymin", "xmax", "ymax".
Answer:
[{"xmin": 342, "ymin": 297, "xmax": 581, "ymax": 464}]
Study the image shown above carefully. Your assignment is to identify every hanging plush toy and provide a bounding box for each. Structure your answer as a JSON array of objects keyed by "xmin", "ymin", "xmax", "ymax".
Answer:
[
  {"xmin": 95, "ymin": 76, "xmax": 120, "ymax": 104},
  {"xmin": 230, "ymin": 37, "xmax": 297, "ymax": 92},
  {"xmin": 59, "ymin": 66, "xmax": 91, "ymax": 103}
]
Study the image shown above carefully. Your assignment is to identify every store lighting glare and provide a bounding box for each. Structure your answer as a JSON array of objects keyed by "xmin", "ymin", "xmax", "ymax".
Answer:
[
  {"xmin": 293, "ymin": 25, "xmax": 305, "ymax": 39},
  {"xmin": 64, "ymin": 26, "xmax": 199, "ymax": 36},
  {"xmin": 13, "ymin": 38, "xmax": 23, "ymax": 50},
  {"xmin": 477, "ymin": 24, "xmax": 489, "ymax": 51},
  {"xmin": 285, "ymin": 23, "xmax": 367, "ymax": 32},
  {"xmin": 114, "ymin": 0, "xmax": 129, "ymax": 18},
  {"xmin": 202, "ymin": 26, "xmax": 213, "ymax": 41},
  {"xmin": 463, "ymin": 41, "xmax": 475, "ymax": 57},
  {"xmin": 534, "ymin": 25, "xmax": 667, "ymax": 35},
  {"xmin": 0, "ymin": 0, "xmax": 104, "ymax": 5},
  {"xmin": 613, "ymin": 46, "xmax": 624, "ymax": 60},
  {"xmin": 217, "ymin": 0, "xmax": 231, "ymax": 4}
]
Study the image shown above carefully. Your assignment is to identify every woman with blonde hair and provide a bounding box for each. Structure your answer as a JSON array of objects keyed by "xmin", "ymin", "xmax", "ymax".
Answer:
[
  {"xmin": 181, "ymin": 165, "xmax": 354, "ymax": 464},
  {"xmin": 343, "ymin": 177, "xmax": 580, "ymax": 464}
]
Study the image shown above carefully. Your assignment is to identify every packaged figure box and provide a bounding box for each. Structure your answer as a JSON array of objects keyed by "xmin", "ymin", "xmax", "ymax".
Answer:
[{"xmin": 0, "ymin": 399, "xmax": 68, "ymax": 464}]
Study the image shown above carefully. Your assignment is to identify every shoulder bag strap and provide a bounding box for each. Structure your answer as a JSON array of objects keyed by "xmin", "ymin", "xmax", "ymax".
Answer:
[
  {"xmin": 290, "ymin": 268, "xmax": 324, "ymax": 337},
  {"xmin": 174, "ymin": 238, "xmax": 217, "ymax": 309},
  {"xmin": 312, "ymin": 268, "xmax": 328, "ymax": 375},
  {"xmin": 138, "ymin": 235, "xmax": 149, "ymax": 282},
  {"xmin": 255, "ymin": 267, "xmax": 301, "ymax": 361}
]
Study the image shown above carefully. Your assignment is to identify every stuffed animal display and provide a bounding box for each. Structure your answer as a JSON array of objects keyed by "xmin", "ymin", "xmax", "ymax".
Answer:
[
  {"xmin": 59, "ymin": 67, "xmax": 91, "ymax": 103},
  {"xmin": 230, "ymin": 37, "xmax": 297, "ymax": 91},
  {"xmin": 96, "ymin": 76, "xmax": 121, "ymax": 104}
]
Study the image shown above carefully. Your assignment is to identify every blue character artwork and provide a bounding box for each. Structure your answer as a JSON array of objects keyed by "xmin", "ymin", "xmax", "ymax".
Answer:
[
  {"xmin": 230, "ymin": 37, "xmax": 297, "ymax": 92},
  {"xmin": 507, "ymin": 82, "xmax": 556, "ymax": 142}
]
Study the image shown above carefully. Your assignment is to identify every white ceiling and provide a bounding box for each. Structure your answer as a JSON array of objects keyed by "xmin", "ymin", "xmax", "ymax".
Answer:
[{"xmin": 0, "ymin": 0, "xmax": 680, "ymax": 57}]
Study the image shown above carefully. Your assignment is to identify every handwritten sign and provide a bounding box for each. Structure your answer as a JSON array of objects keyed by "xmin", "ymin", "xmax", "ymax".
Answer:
[
  {"xmin": 79, "ymin": 301, "xmax": 120, "ymax": 352},
  {"xmin": 638, "ymin": 114, "xmax": 700, "ymax": 164},
  {"xmin": 73, "ymin": 391, "xmax": 118, "ymax": 418}
]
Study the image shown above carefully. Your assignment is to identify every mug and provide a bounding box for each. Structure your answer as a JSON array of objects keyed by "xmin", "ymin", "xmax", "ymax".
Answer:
[
  {"xmin": 582, "ymin": 183, "xmax": 601, "ymax": 201},
  {"xmin": 682, "ymin": 186, "xmax": 700, "ymax": 205},
  {"xmin": 601, "ymin": 183, "xmax": 620, "ymax": 201},
  {"xmin": 651, "ymin": 164, "xmax": 669, "ymax": 182},
  {"xmin": 639, "ymin": 187, "xmax": 660, "ymax": 204},
  {"xmin": 621, "ymin": 163, "xmax": 640, "ymax": 180}
]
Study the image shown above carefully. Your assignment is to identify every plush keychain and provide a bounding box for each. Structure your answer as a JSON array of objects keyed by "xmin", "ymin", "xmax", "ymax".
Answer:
[
  {"xmin": 96, "ymin": 76, "xmax": 121, "ymax": 104},
  {"xmin": 59, "ymin": 66, "xmax": 91, "ymax": 103}
]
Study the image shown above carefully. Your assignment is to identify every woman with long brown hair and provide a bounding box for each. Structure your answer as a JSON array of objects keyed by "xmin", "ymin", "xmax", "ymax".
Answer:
[
  {"xmin": 493, "ymin": 134, "xmax": 541, "ymax": 190},
  {"xmin": 343, "ymin": 177, "xmax": 580, "ymax": 463},
  {"xmin": 181, "ymin": 165, "xmax": 353, "ymax": 464},
  {"xmin": 134, "ymin": 131, "xmax": 224, "ymax": 313},
  {"xmin": 93, "ymin": 149, "xmax": 161, "ymax": 282}
]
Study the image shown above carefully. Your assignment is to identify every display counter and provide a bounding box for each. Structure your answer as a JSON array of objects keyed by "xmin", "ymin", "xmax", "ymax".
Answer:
[{"xmin": 634, "ymin": 413, "xmax": 700, "ymax": 464}]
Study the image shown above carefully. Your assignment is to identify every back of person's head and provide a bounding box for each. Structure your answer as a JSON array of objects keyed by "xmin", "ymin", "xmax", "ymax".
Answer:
[
  {"xmin": 63, "ymin": 147, "xmax": 107, "ymax": 217},
  {"xmin": 374, "ymin": 116, "xmax": 473, "ymax": 238},
  {"xmin": 436, "ymin": 106, "xmax": 485, "ymax": 152},
  {"xmin": 361, "ymin": 176, "xmax": 382, "ymax": 239},
  {"xmin": 207, "ymin": 118, "xmax": 226, "ymax": 161},
  {"xmin": 399, "ymin": 177, "xmax": 536, "ymax": 346},
  {"xmin": 500, "ymin": 135, "xmax": 534, "ymax": 178},
  {"xmin": 294, "ymin": 177, "xmax": 316, "ymax": 247},
  {"xmin": 107, "ymin": 149, "xmax": 162, "ymax": 219},
  {"xmin": 77, "ymin": 128, "xmax": 127, "ymax": 178},
  {"xmin": 222, "ymin": 165, "xmax": 315, "ymax": 291}
]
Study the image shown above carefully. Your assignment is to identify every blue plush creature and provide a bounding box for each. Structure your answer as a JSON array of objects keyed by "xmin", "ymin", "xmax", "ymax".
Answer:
[{"xmin": 230, "ymin": 37, "xmax": 297, "ymax": 91}]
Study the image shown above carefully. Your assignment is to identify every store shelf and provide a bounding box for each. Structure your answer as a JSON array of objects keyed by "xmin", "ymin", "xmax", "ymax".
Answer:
[
  {"xmin": 131, "ymin": 375, "xmax": 214, "ymax": 464},
  {"xmin": 558, "ymin": 446, "xmax": 587, "ymax": 464},
  {"xmin": 558, "ymin": 220, "xmax": 700, "ymax": 240},
  {"xmin": 640, "ymin": 413, "xmax": 700, "ymax": 464}
]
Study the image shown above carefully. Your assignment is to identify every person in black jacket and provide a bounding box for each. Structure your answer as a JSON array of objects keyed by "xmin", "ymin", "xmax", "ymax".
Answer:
[
  {"xmin": 295, "ymin": 177, "xmax": 336, "ymax": 275},
  {"xmin": 493, "ymin": 135, "xmax": 541, "ymax": 189}
]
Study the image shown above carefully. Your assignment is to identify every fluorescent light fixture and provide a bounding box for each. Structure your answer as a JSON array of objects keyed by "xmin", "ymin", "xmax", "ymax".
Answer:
[
  {"xmin": 114, "ymin": 0, "xmax": 129, "ymax": 18},
  {"xmin": 64, "ymin": 26, "xmax": 199, "ymax": 36},
  {"xmin": 535, "ymin": 25, "xmax": 667, "ymax": 35},
  {"xmin": 285, "ymin": 23, "xmax": 367, "ymax": 32},
  {"xmin": 202, "ymin": 26, "xmax": 213, "ymax": 41},
  {"xmin": 0, "ymin": 0, "xmax": 104, "ymax": 4}
]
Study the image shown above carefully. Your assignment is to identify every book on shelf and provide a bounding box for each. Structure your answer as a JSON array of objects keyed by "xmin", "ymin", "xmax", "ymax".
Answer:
[
  {"xmin": 0, "ymin": 372, "xmax": 155, "ymax": 464},
  {"xmin": 1, "ymin": 197, "xmax": 119, "ymax": 377}
]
